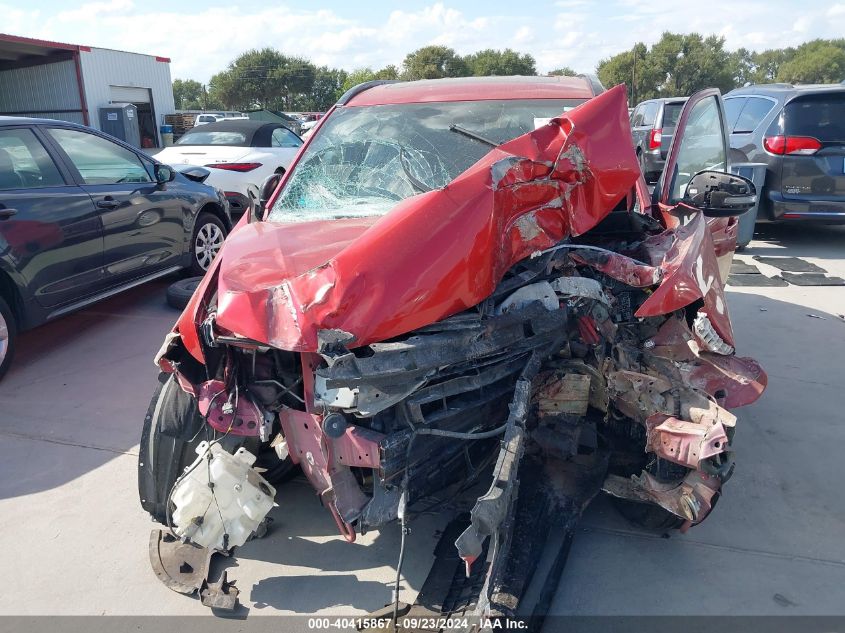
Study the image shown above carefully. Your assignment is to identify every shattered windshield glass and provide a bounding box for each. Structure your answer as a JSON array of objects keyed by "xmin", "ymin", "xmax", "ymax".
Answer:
[{"xmin": 268, "ymin": 99, "xmax": 585, "ymax": 222}]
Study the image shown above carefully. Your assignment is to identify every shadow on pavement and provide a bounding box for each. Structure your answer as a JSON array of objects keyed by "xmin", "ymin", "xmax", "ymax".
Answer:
[
  {"xmin": 745, "ymin": 223, "xmax": 845, "ymax": 260},
  {"xmin": 0, "ymin": 279, "xmax": 173, "ymax": 499},
  {"xmin": 251, "ymin": 574, "xmax": 392, "ymax": 612}
]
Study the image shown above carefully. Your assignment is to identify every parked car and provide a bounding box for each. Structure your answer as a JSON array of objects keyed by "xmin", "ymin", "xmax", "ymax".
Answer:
[
  {"xmin": 0, "ymin": 116, "xmax": 231, "ymax": 379},
  {"xmin": 724, "ymin": 83, "xmax": 845, "ymax": 223},
  {"xmin": 630, "ymin": 97, "xmax": 688, "ymax": 182},
  {"xmin": 140, "ymin": 77, "xmax": 764, "ymax": 616},
  {"xmin": 155, "ymin": 120, "xmax": 303, "ymax": 219},
  {"xmin": 193, "ymin": 113, "xmax": 223, "ymax": 126}
]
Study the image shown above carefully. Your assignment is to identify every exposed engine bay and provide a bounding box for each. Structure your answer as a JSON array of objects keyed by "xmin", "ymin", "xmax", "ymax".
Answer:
[{"xmin": 142, "ymin": 210, "xmax": 765, "ymax": 615}]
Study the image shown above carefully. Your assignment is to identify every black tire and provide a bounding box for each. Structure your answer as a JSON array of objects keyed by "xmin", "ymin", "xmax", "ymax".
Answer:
[
  {"xmin": 138, "ymin": 373, "xmax": 297, "ymax": 523},
  {"xmin": 611, "ymin": 497, "xmax": 685, "ymax": 531},
  {"xmin": 138, "ymin": 373, "xmax": 207, "ymax": 523},
  {"xmin": 189, "ymin": 212, "xmax": 226, "ymax": 277},
  {"xmin": 0, "ymin": 295, "xmax": 17, "ymax": 381},
  {"xmin": 166, "ymin": 277, "xmax": 202, "ymax": 310}
]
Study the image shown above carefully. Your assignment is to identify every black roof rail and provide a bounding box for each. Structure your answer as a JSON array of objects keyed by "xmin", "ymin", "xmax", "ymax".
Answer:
[
  {"xmin": 336, "ymin": 80, "xmax": 402, "ymax": 106},
  {"xmin": 578, "ymin": 73, "xmax": 605, "ymax": 96}
]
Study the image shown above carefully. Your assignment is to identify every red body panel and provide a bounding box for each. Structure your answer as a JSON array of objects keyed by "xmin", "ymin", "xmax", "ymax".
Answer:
[
  {"xmin": 183, "ymin": 85, "xmax": 640, "ymax": 357},
  {"xmin": 347, "ymin": 76, "xmax": 595, "ymax": 106},
  {"xmin": 636, "ymin": 209, "xmax": 735, "ymax": 346}
]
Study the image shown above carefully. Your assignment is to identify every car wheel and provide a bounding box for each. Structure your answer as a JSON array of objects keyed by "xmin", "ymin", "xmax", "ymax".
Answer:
[
  {"xmin": 139, "ymin": 372, "xmax": 297, "ymax": 524},
  {"xmin": 0, "ymin": 296, "xmax": 17, "ymax": 380},
  {"xmin": 166, "ymin": 277, "xmax": 202, "ymax": 310},
  {"xmin": 190, "ymin": 212, "xmax": 226, "ymax": 276},
  {"xmin": 139, "ymin": 373, "xmax": 206, "ymax": 523}
]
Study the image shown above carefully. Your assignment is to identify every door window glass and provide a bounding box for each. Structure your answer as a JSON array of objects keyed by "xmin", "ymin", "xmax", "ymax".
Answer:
[
  {"xmin": 723, "ymin": 97, "xmax": 746, "ymax": 132},
  {"xmin": 0, "ymin": 128, "xmax": 65, "ymax": 190},
  {"xmin": 641, "ymin": 102, "xmax": 659, "ymax": 126},
  {"xmin": 732, "ymin": 97, "xmax": 775, "ymax": 133},
  {"xmin": 47, "ymin": 128, "xmax": 151, "ymax": 185},
  {"xmin": 668, "ymin": 95, "xmax": 726, "ymax": 203},
  {"xmin": 630, "ymin": 106, "xmax": 643, "ymax": 127},
  {"xmin": 271, "ymin": 127, "xmax": 303, "ymax": 148},
  {"xmin": 660, "ymin": 102, "xmax": 685, "ymax": 129}
]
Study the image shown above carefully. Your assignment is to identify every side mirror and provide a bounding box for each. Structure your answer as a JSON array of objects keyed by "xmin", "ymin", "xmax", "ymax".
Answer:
[
  {"xmin": 253, "ymin": 171, "xmax": 283, "ymax": 222},
  {"xmin": 154, "ymin": 164, "xmax": 176, "ymax": 184},
  {"xmin": 683, "ymin": 170, "xmax": 757, "ymax": 218}
]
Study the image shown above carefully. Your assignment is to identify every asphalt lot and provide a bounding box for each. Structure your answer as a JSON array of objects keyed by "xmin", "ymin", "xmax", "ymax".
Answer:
[{"xmin": 1, "ymin": 223, "xmax": 844, "ymax": 618}]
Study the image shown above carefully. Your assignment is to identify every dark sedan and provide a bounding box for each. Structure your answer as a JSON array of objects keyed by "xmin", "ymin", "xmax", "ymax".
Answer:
[{"xmin": 0, "ymin": 116, "xmax": 232, "ymax": 379}]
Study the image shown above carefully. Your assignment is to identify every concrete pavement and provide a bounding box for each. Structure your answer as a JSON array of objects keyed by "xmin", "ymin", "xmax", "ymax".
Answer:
[{"xmin": 1, "ymin": 224, "xmax": 843, "ymax": 617}]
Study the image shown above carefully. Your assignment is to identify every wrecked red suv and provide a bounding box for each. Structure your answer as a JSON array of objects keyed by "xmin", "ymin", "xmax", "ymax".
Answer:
[{"xmin": 139, "ymin": 76, "xmax": 766, "ymax": 615}]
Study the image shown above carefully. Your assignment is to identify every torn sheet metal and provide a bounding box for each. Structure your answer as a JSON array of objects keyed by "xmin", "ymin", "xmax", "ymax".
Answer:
[{"xmin": 175, "ymin": 86, "xmax": 638, "ymax": 361}]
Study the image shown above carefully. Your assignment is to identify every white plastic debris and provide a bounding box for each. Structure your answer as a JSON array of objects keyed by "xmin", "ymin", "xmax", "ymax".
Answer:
[
  {"xmin": 693, "ymin": 313, "xmax": 734, "ymax": 356},
  {"xmin": 496, "ymin": 281, "xmax": 559, "ymax": 314},
  {"xmin": 170, "ymin": 441, "xmax": 276, "ymax": 550}
]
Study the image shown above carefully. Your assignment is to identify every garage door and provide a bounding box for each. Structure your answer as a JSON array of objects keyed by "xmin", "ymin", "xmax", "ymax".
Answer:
[{"xmin": 109, "ymin": 85, "xmax": 150, "ymax": 103}]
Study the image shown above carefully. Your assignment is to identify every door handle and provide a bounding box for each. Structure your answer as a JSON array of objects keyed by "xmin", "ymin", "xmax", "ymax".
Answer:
[
  {"xmin": 0, "ymin": 208, "xmax": 18, "ymax": 220},
  {"xmin": 96, "ymin": 199, "xmax": 120, "ymax": 209}
]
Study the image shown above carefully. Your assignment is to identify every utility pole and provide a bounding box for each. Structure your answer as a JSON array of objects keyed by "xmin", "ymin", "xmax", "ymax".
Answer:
[{"xmin": 632, "ymin": 49, "xmax": 637, "ymax": 105}]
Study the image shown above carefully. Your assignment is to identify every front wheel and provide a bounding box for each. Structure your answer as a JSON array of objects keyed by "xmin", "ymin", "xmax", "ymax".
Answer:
[
  {"xmin": 189, "ymin": 212, "xmax": 226, "ymax": 276},
  {"xmin": 0, "ymin": 295, "xmax": 17, "ymax": 381},
  {"xmin": 138, "ymin": 373, "xmax": 297, "ymax": 523}
]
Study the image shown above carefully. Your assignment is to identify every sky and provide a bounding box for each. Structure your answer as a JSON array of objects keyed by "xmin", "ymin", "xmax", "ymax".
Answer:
[{"xmin": 2, "ymin": 0, "xmax": 845, "ymax": 83}]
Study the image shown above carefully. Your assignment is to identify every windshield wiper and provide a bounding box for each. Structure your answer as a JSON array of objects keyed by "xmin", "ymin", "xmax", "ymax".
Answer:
[{"xmin": 449, "ymin": 124, "xmax": 499, "ymax": 148}]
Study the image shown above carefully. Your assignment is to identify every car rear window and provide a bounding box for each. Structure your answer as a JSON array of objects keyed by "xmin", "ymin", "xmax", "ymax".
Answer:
[
  {"xmin": 661, "ymin": 102, "xmax": 684, "ymax": 129},
  {"xmin": 176, "ymin": 130, "xmax": 248, "ymax": 146},
  {"xmin": 785, "ymin": 93, "xmax": 845, "ymax": 143}
]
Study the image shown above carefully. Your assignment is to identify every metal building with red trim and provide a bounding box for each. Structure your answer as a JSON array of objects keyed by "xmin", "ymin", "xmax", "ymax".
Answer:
[{"xmin": 0, "ymin": 33, "xmax": 175, "ymax": 148}]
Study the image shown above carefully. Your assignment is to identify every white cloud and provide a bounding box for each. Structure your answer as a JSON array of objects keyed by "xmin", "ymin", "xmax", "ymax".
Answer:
[{"xmin": 1, "ymin": 0, "xmax": 843, "ymax": 82}]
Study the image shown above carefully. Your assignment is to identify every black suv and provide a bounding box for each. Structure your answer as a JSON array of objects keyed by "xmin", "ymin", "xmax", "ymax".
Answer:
[
  {"xmin": 630, "ymin": 97, "xmax": 687, "ymax": 182},
  {"xmin": 0, "ymin": 117, "xmax": 232, "ymax": 379},
  {"xmin": 724, "ymin": 83, "xmax": 845, "ymax": 223}
]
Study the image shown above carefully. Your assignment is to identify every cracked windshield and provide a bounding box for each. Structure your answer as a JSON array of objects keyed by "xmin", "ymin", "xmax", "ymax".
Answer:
[{"xmin": 268, "ymin": 98, "xmax": 583, "ymax": 222}]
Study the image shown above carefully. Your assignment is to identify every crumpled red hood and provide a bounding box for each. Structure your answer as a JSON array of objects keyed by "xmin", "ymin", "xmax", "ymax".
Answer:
[{"xmin": 178, "ymin": 85, "xmax": 642, "ymax": 358}]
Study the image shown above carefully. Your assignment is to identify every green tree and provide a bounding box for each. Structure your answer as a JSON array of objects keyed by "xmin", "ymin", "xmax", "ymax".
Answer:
[
  {"xmin": 341, "ymin": 67, "xmax": 377, "ymax": 92},
  {"xmin": 207, "ymin": 70, "xmax": 244, "ymax": 110},
  {"xmin": 597, "ymin": 42, "xmax": 654, "ymax": 103},
  {"xmin": 276, "ymin": 56, "xmax": 317, "ymax": 109},
  {"xmin": 776, "ymin": 40, "xmax": 845, "ymax": 83},
  {"xmin": 402, "ymin": 45, "xmax": 469, "ymax": 80},
  {"xmin": 548, "ymin": 67, "xmax": 578, "ymax": 76},
  {"xmin": 208, "ymin": 48, "xmax": 317, "ymax": 111},
  {"xmin": 172, "ymin": 79, "xmax": 203, "ymax": 109},
  {"xmin": 464, "ymin": 48, "xmax": 536, "ymax": 76},
  {"xmin": 598, "ymin": 33, "xmax": 736, "ymax": 103},
  {"xmin": 338, "ymin": 65, "xmax": 400, "ymax": 98},
  {"xmin": 373, "ymin": 65, "xmax": 400, "ymax": 80}
]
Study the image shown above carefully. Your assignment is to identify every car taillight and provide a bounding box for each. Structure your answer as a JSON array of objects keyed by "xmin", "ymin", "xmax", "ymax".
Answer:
[
  {"xmin": 205, "ymin": 162, "xmax": 263, "ymax": 172},
  {"xmin": 648, "ymin": 129, "xmax": 662, "ymax": 150},
  {"xmin": 763, "ymin": 135, "xmax": 822, "ymax": 155}
]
